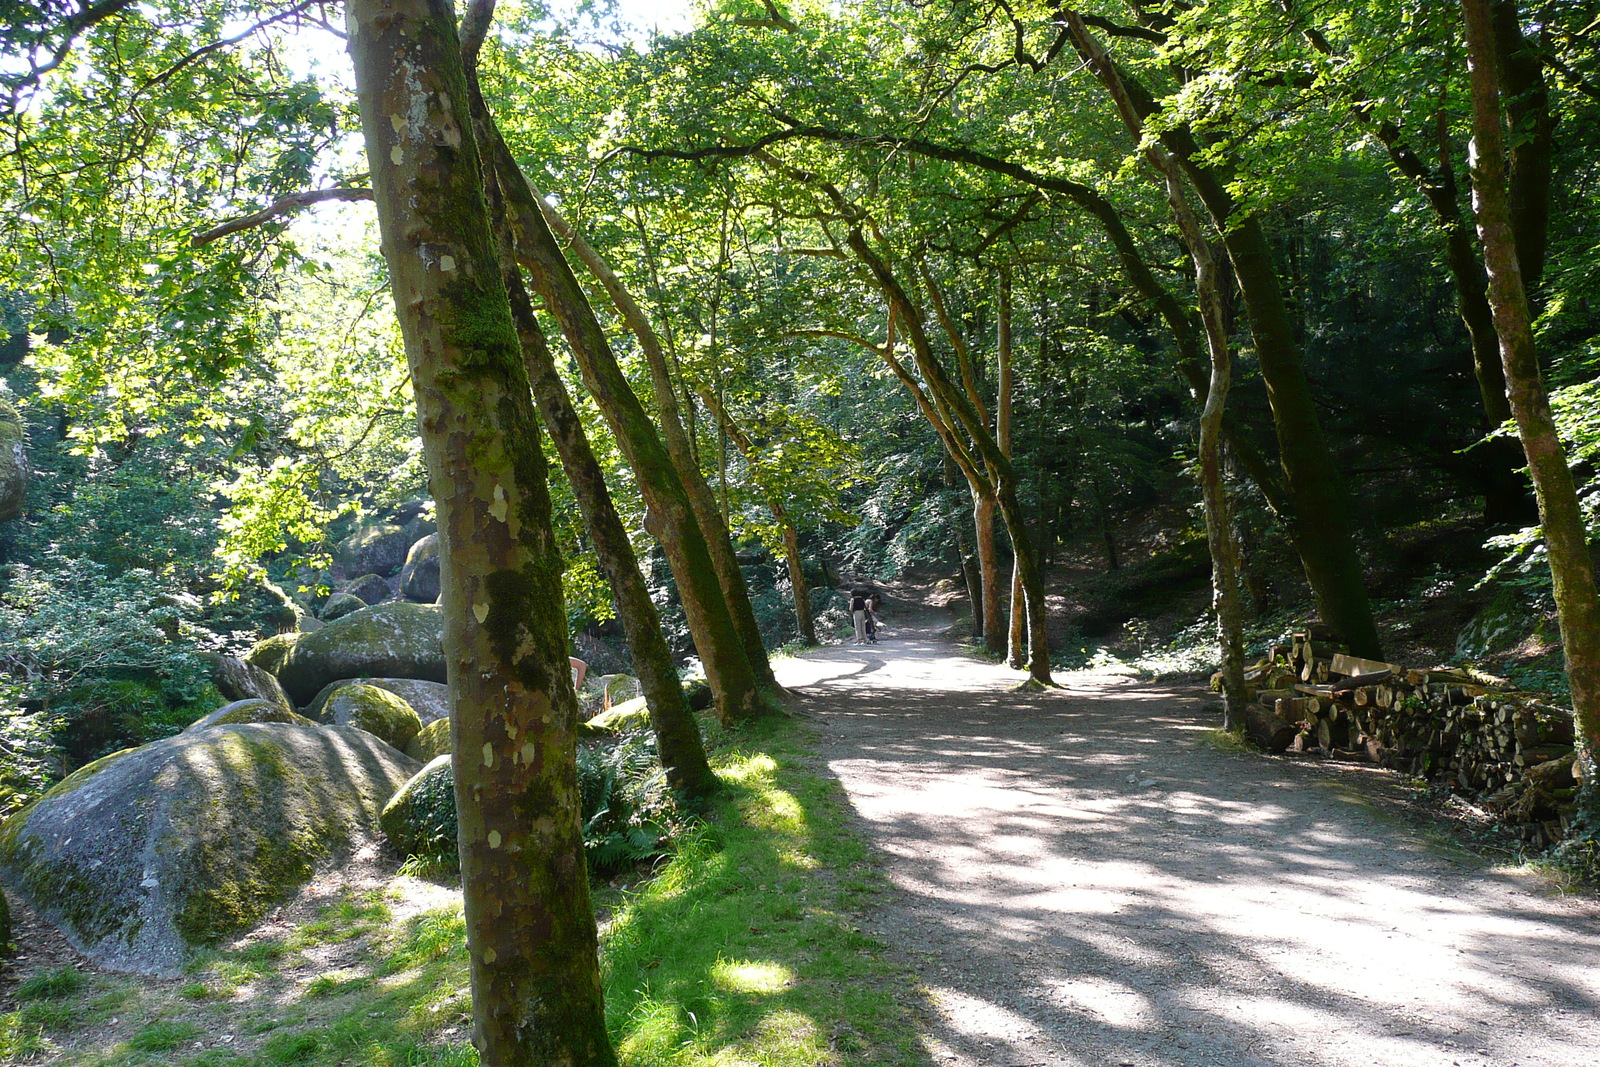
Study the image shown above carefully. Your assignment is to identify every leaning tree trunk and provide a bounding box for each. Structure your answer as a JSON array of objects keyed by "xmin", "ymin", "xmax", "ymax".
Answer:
[
  {"xmin": 345, "ymin": 2, "xmax": 614, "ymax": 1063},
  {"xmin": 1462, "ymin": 0, "xmax": 1600, "ymax": 816},
  {"xmin": 487, "ymin": 137, "xmax": 767, "ymax": 723},
  {"xmin": 460, "ymin": 8, "xmax": 715, "ymax": 802},
  {"xmin": 1064, "ymin": 14, "xmax": 1382, "ymax": 661},
  {"xmin": 537, "ymin": 204, "xmax": 780, "ymax": 691}
]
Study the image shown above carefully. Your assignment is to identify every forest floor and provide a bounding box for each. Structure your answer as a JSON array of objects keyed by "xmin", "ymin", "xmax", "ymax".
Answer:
[{"xmin": 777, "ymin": 586, "xmax": 1600, "ymax": 1067}]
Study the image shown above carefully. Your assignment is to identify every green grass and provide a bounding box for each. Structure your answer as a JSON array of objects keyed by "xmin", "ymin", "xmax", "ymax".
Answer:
[{"xmin": 1, "ymin": 714, "xmax": 928, "ymax": 1067}]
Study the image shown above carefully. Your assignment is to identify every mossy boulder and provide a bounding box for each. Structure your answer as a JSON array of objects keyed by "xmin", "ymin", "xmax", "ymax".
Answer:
[
  {"xmin": 0, "ymin": 397, "xmax": 26, "ymax": 524},
  {"xmin": 304, "ymin": 677, "xmax": 450, "ymax": 726},
  {"xmin": 1456, "ymin": 587, "xmax": 1541, "ymax": 661},
  {"xmin": 275, "ymin": 602, "xmax": 446, "ymax": 705},
  {"xmin": 379, "ymin": 755, "xmax": 457, "ymax": 870},
  {"xmin": 335, "ymin": 523, "xmax": 409, "ymax": 578},
  {"xmin": 683, "ymin": 679, "xmax": 713, "ymax": 711},
  {"xmin": 343, "ymin": 573, "xmax": 391, "ymax": 607},
  {"xmin": 320, "ymin": 593, "xmax": 367, "ymax": 622},
  {"xmin": 203, "ymin": 655, "xmax": 294, "ymax": 716},
  {"xmin": 244, "ymin": 633, "xmax": 300, "ymax": 676},
  {"xmin": 587, "ymin": 696, "xmax": 651, "ymax": 733},
  {"xmin": 0, "ymin": 724, "xmax": 418, "ymax": 975},
  {"xmin": 399, "ymin": 533, "xmax": 440, "ymax": 603},
  {"xmin": 404, "ymin": 718, "xmax": 451, "ymax": 763},
  {"xmin": 1, "ymin": 883, "xmax": 11, "ymax": 953},
  {"xmin": 319, "ymin": 684, "xmax": 422, "ymax": 752},
  {"xmin": 186, "ymin": 699, "xmax": 316, "ymax": 732}
]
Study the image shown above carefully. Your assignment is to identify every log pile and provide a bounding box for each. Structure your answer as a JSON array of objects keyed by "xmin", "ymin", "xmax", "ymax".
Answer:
[{"xmin": 1221, "ymin": 630, "xmax": 1581, "ymax": 848}]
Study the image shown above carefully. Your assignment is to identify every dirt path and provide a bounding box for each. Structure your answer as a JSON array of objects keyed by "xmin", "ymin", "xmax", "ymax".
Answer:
[{"xmin": 776, "ymin": 600, "xmax": 1600, "ymax": 1067}]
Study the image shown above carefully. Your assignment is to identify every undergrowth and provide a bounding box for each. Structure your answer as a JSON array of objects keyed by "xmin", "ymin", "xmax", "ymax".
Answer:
[{"xmin": 0, "ymin": 715, "xmax": 926, "ymax": 1066}]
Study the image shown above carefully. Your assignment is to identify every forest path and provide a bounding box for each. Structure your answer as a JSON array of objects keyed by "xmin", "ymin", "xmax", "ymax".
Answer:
[{"xmin": 773, "ymin": 598, "xmax": 1600, "ymax": 1067}]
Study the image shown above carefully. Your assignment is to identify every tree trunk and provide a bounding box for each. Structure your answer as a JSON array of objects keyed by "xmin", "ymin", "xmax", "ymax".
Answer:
[
  {"xmin": 537, "ymin": 203, "xmax": 780, "ymax": 692},
  {"xmin": 998, "ymin": 268, "xmax": 1026, "ymax": 670},
  {"xmin": 974, "ymin": 491, "xmax": 1004, "ymax": 655},
  {"xmin": 695, "ymin": 384, "xmax": 819, "ymax": 646},
  {"xmin": 345, "ymin": 3, "xmax": 614, "ymax": 1063},
  {"xmin": 1462, "ymin": 0, "xmax": 1600, "ymax": 814},
  {"xmin": 1063, "ymin": 16, "xmax": 1382, "ymax": 660},
  {"xmin": 487, "ymin": 136, "xmax": 768, "ymax": 723}
]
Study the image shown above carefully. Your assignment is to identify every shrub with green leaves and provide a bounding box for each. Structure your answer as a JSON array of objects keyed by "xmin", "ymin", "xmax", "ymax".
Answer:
[
  {"xmin": 0, "ymin": 551, "xmax": 221, "ymax": 800},
  {"xmin": 576, "ymin": 731, "xmax": 694, "ymax": 874}
]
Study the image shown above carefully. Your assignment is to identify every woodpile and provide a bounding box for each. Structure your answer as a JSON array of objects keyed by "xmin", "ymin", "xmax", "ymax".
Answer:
[{"xmin": 1221, "ymin": 630, "xmax": 1582, "ymax": 848}]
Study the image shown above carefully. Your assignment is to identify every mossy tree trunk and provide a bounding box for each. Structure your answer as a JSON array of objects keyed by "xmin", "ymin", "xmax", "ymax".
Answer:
[
  {"xmin": 344, "ymin": 3, "xmax": 614, "ymax": 1063},
  {"xmin": 537, "ymin": 204, "xmax": 780, "ymax": 691},
  {"xmin": 485, "ymin": 128, "xmax": 767, "ymax": 724},
  {"xmin": 1064, "ymin": 16, "xmax": 1381, "ymax": 661},
  {"xmin": 1462, "ymin": 0, "xmax": 1600, "ymax": 818}
]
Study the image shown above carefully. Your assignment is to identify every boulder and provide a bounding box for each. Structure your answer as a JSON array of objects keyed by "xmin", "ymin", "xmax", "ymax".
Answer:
[
  {"xmin": 0, "ymin": 724, "xmax": 418, "ymax": 975},
  {"xmin": 319, "ymin": 684, "xmax": 422, "ymax": 752},
  {"xmin": 403, "ymin": 515, "xmax": 436, "ymax": 548},
  {"xmin": 275, "ymin": 602, "xmax": 446, "ymax": 705},
  {"xmin": 379, "ymin": 755, "xmax": 456, "ymax": 870},
  {"xmin": 186, "ymin": 699, "xmax": 316, "ymax": 732},
  {"xmin": 399, "ymin": 533, "xmax": 440, "ymax": 603},
  {"xmin": 587, "ymin": 696, "xmax": 651, "ymax": 733},
  {"xmin": 244, "ymin": 633, "xmax": 300, "ymax": 676},
  {"xmin": 204, "ymin": 655, "xmax": 294, "ymax": 716},
  {"xmin": 683, "ymin": 679, "xmax": 713, "ymax": 711},
  {"xmin": 304, "ymin": 677, "xmax": 450, "ymax": 726},
  {"xmin": 319, "ymin": 593, "xmax": 367, "ymax": 622},
  {"xmin": 405, "ymin": 718, "xmax": 451, "ymax": 763},
  {"xmin": 0, "ymin": 882, "xmax": 9, "ymax": 952},
  {"xmin": 1456, "ymin": 588, "xmax": 1540, "ymax": 661},
  {"xmin": 335, "ymin": 523, "xmax": 409, "ymax": 578},
  {"xmin": 0, "ymin": 397, "xmax": 26, "ymax": 524},
  {"xmin": 597, "ymin": 674, "xmax": 639, "ymax": 706},
  {"xmin": 343, "ymin": 573, "xmax": 391, "ymax": 607}
]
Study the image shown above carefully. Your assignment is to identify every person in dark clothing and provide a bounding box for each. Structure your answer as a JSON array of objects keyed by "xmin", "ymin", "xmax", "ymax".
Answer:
[{"xmin": 849, "ymin": 588, "xmax": 869, "ymax": 644}]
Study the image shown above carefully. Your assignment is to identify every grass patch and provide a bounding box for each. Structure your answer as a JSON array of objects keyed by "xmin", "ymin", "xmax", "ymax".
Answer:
[{"xmin": 2, "ymin": 715, "xmax": 926, "ymax": 1067}]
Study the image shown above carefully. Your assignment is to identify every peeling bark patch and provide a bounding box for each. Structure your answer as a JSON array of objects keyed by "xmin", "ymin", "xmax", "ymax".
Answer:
[
  {"xmin": 487, "ymin": 830, "xmax": 501, "ymax": 849},
  {"xmin": 481, "ymin": 743, "xmax": 494, "ymax": 769},
  {"xmin": 489, "ymin": 484, "xmax": 509, "ymax": 522},
  {"xmin": 473, "ymin": 603, "xmax": 489, "ymax": 624}
]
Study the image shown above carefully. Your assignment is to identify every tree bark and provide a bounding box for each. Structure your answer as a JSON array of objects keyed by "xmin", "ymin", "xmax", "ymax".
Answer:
[
  {"xmin": 1462, "ymin": 0, "xmax": 1600, "ymax": 813},
  {"xmin": 344, "ymin": 3, "xmax": 614, "ymax": 1062},
  {"xmin": 486, "ymin": 135, "xmax": 768, "ymax": 723},
  {"xmin": 537, "ymin": 202, "xmax": 780, "ymax": 691}
]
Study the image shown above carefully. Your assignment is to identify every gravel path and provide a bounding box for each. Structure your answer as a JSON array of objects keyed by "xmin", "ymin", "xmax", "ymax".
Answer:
[{"xmin": 776, "ymin": 604, "xmax": 1600, "ymax": 1067}]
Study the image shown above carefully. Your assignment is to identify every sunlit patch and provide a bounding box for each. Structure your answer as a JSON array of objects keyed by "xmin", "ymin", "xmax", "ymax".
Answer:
[
  {"xmin": 711, "ymin": 958, "xmax": 796, "ymax": 995},
  {"xmin": 1040, "ymin": 975, "xmax": 1153, "ymax": 1028}
]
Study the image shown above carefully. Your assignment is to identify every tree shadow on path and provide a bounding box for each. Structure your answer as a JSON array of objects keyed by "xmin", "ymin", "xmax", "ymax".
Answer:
[{"xmin": 780, "ymin": 610, "xmax": 1600, "ymax": 1067}]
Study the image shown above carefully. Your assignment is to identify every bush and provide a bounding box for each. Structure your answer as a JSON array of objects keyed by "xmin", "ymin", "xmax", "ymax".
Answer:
[
  {"xmin": 576, "ymin": 731, "xmax": 694, "ymax": 874},
  {"xmin": 0, "ymin": 552, "xmax": 221, "ymax": 801}
]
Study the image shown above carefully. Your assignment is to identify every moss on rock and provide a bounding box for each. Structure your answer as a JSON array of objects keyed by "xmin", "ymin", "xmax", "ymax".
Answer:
[
  {"xmin": 244, "ymin": 633, "xmax": 300, "ymax": 676},
  {"xmin": 320, "ymin": 593, "xmax": 368, "ymax": 622},
  {"xmin": 0, "ymin": 724, "xmax": 417, "ymax": 975},
  {"xmin": 404, "ymin": 717, "xmax": 451, "ymax": 763},
  {"xmin": 335, "ymin": 523, "xmax": 409, "ymax": 578},
  {"xmin": 185, "ymin": 699, "xmax": 316, "ymax": 732},
  {"xmin": 379, "ymin": 755, "xmax": 457, "ymax": 871},
  {"xmin": 321, "ymin": 684, "xmax": 422, "ymax": 751},
  {"xmin": 304, "ymin": 677, "xmax": 449, "ymax": 725},
  {"xmin": 586, "ymin": 696, "xmax": 652, "ymax": 733},
  {"xmin": 275, "ymin": 602, "xmax": 446, "ymax": 705}
]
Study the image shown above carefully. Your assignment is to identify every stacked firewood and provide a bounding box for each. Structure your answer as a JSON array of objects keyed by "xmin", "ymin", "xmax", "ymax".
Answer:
[{"xmin": 1224, "ymin": 630, "xmax": 1581, "ymax": 848}]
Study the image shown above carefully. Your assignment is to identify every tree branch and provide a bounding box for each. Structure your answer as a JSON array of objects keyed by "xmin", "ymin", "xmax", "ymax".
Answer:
[{"xmin": 190, "ymin": 186, "xmax": 373, "ymax": 246}]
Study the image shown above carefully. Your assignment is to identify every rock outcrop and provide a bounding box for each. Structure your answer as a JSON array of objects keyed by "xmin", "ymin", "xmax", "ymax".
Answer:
[
  {"xmin": 204, "ymin": 655, "xmax": 294, "ymax": 716},
  {"xmin": 274, "ymin": 603, "xmax": 445, "ymax": 705},
  {"xmin": 379, "ymin": 755, "xmax": 456, "ymax": 870},
  {"xmin": 342, "ymin": 573, "xmax": 391, "ymax": 607},
  {"xmin": 304, "ymin": 677, "xmax": 450, "ymax": 726},
  {"xmin": 404, "ymin": 718, "xmax": 451, "ymax": 763},
  {"xmin": 0, "ymin": 724, "xmax": 418, "ymax": 975},
  {"xmin": 185, "ymin": 699, "xmax": 315, "ymax": 732},
  {"xmin": 319, "ymin": 592, "xmax": 367, "ymax": 622}
]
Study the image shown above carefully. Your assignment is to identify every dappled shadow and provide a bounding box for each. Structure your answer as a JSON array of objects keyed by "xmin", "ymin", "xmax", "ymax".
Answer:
[{"xmin": 782, "ymin": 611, "xmax": 1600, "ymax": 1067}]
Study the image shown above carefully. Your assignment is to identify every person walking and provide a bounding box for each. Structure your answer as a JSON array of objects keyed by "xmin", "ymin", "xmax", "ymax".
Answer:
[{"xmin": 850, "ymin": 588, "xmax": 869, "ymax": 644}]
